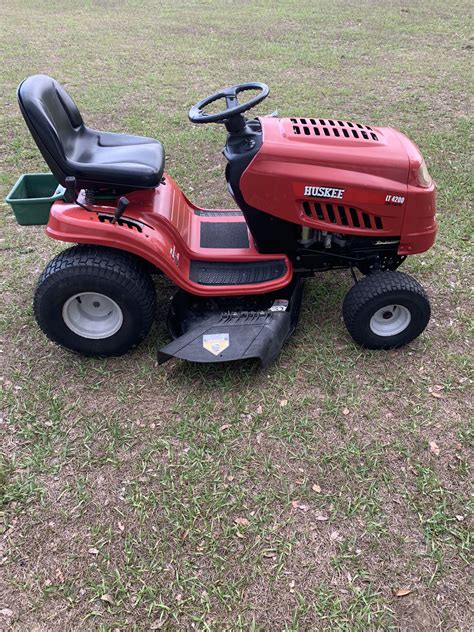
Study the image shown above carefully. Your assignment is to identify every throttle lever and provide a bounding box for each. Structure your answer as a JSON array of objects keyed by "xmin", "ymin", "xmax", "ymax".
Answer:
[{"xmin": 112, "ymin": 196, "xmax": 129, "ymax": 223}]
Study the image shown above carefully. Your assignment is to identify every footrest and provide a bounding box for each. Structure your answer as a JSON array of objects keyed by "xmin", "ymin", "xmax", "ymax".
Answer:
[
  {"xmin": 200, "ymin": 221, "xmax": 249, "ymax": 249},
  {"xmin": 189, "ymin": 259, "xmax": 287, "ymax": 286}
]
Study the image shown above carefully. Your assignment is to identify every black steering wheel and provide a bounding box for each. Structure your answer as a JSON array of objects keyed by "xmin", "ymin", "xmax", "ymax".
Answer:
[{"xmin": 188, "ymin": 82, "xmax": 269, "ymax": 127}]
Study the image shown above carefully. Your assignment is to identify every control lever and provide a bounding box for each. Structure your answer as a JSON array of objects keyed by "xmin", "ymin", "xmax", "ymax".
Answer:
[{"xmin": 112, "ymin": 197, "xmax": 129, "ymax": 223}]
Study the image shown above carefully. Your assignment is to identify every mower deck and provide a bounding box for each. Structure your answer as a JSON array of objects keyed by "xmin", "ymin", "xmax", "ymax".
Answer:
[
  {"xmin": 158, "ymin": 278, "xmax": 304, "ymax": 366},
  {"xmin": 46, "ymin": 175, "xmax": 292, "ymax": 296}
]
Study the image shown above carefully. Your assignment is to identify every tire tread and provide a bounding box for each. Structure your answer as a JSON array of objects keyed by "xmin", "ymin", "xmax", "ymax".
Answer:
[
  {"xmin": 34, "ymin": 245, "xmax": 156, "ymax": 355},
  {"xmin": 342, "ymin": 271, "xmax": 430, "ymax": 348}
]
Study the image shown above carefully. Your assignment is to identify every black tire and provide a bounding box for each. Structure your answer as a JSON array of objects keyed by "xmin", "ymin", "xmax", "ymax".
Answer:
[
  {"xmin": 34, "ymin": 245, "xmax": 156, "ymax": 356},
  {"xmin": 342, "ymin": 271, "xmax": 430, "ymax": 349}
]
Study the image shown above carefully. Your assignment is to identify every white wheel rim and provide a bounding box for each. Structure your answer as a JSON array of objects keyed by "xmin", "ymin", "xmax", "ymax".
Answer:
[
  {"xmin": 62, "ymin": 292, "xmax": 123, "ymax": 339},
  {"xmin": 369, "ymin": 304, "xmax": 411, "ymax": 337}
]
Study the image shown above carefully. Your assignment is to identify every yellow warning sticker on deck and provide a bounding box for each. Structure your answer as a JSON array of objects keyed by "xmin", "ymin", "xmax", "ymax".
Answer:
[{"xmin": 203, "ymin": 333, "xmax": 229, "ymax": 356}]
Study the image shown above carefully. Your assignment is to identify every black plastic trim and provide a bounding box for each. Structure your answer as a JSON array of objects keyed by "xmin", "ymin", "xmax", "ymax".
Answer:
[{"xmin": 189, "ymin": 259, "xmax": 287, "ymax": 285}]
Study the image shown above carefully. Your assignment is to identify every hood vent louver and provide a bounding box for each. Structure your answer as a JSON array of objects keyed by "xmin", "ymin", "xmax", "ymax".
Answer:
[
  {"xmin": 302, "ymin": 201, "xmax": 384, "ymax": 231},
  {"xmin": 291, "ymin": 118, "xmax": 379, "ymax": 141}
]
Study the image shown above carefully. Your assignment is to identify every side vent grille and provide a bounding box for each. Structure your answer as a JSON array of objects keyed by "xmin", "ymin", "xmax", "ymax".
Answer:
[
  {"xmin": 291, "ymin": 118, "xmax": 379, "ymax": 141},
  {"xmin": 302, "ymin": 202, "xmax": 384, "ymax": 231},
  {"xmin": 98, "ymin": 213, "xmax": 144, "ymax": 232}
]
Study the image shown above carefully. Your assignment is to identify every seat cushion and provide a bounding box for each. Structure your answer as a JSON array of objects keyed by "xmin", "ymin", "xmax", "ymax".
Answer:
[
  {"xmin": 17, "ymin": 74, "xmax": 165, "ymax": 190},
  {"xmin": 70, "ymin": 128, "xmax": 165, "ymax": 189}
]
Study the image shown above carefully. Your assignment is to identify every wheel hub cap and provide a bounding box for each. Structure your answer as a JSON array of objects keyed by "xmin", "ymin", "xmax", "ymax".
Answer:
[
  {"xmin": 62, "ymin": 292, "xmax": 123, "ymax": 339},
  {"xmin": 369, "ymin": 304, "xmax": 411, "ymax": 337}
]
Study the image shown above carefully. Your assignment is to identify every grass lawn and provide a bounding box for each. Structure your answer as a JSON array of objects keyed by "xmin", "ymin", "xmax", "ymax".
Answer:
[{"xmin": 1, "ymin": 1, "xmax": 472, "ymax": 629}]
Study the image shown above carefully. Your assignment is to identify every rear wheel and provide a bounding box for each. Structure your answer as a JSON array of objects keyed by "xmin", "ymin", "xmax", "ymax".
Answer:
[
  {"xmin": 34, "ymin": 245, "xmax": 156, "ymax": 356},
  {"xmin": 342, "ymin": 271, "xmax": 430, "ymax": 349}
]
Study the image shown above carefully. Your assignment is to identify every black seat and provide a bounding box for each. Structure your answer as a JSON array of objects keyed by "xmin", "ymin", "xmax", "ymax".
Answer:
[{"xmin": 17, "ymin": 75, "xmax": 165, "ymax": 191}]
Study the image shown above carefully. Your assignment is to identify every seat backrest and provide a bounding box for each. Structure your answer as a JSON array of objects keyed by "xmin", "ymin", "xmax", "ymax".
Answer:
[{"xmin": 17, "ymin": 74, "xmax": 84, "ymax": 184}]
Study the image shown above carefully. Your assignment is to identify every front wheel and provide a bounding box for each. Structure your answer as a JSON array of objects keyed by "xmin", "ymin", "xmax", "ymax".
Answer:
[
  {"xmin": 342, "ymin": 271, "xmax": 431, "ymax": 349},
  {"xmin": 34, "ymin": 245, "xmax": 156, "ymax": 356}
]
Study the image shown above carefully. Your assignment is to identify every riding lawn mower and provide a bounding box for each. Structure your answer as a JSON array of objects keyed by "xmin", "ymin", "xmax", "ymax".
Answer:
[{"xmin": 6, "ymin": 76, "xmax": 436, "ymax": 366}]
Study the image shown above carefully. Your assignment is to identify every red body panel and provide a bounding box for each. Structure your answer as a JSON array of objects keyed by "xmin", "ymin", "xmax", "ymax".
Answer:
[
  {"xmin": 45, "ymin": 117, "xmax": 436, "ymax": 296},
  {"xmin": 46, "ymin": 175, "xmax": 292, "ymax": 296},
  {"xmin": 241, "ymin": 117, "xmax": 436, "ymax": 254}
]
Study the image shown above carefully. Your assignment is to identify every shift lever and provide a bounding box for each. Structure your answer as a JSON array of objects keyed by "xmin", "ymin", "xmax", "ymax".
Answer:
[{"xmin": 112, "ymin": 196, "xmax": 129, "ymax": 223}]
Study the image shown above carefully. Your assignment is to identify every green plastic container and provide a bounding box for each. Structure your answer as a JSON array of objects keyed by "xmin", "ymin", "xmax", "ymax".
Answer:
[{"xmin": 5, "ymin": 173, "xmax": 65, "ymax": 225}]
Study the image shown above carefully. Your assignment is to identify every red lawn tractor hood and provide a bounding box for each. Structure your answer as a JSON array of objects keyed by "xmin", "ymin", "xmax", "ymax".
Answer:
[{"xmin": 240, "ymin": 116, "xmax": 436, "ymax": 254}]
